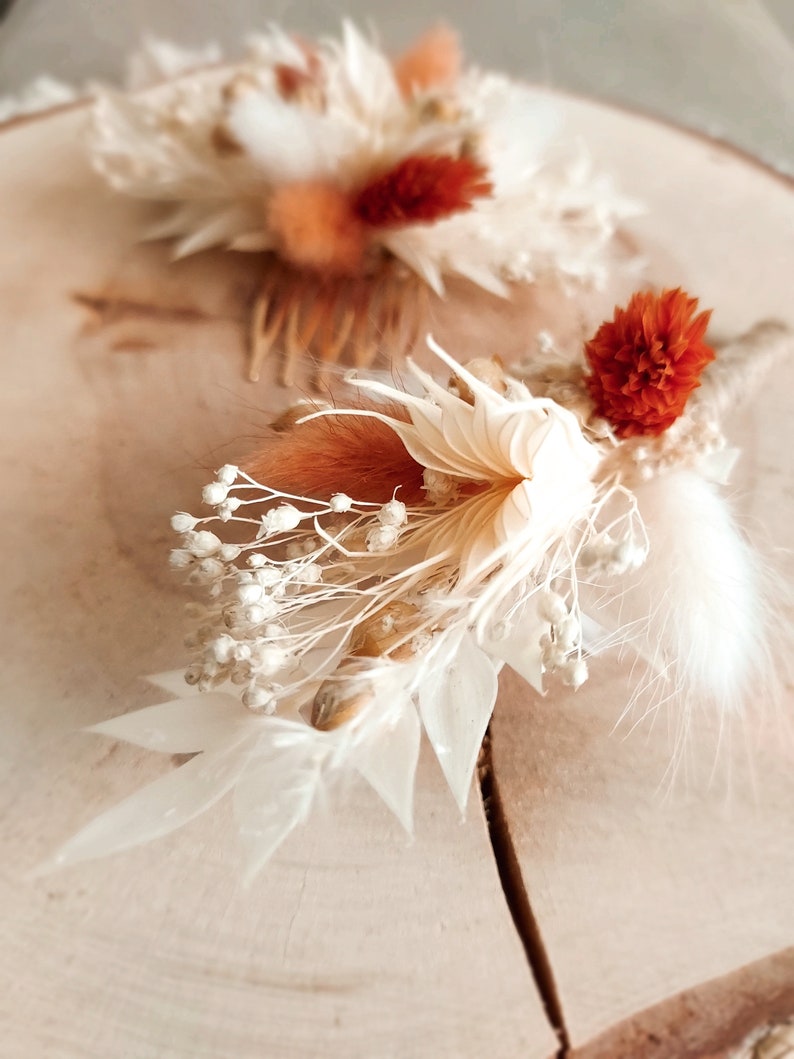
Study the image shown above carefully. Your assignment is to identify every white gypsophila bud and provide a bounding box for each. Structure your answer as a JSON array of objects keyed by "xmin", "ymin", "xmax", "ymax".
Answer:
[
  {"xmin": 202, "ymin": 482, "xmax": 228, "ymax": 506},
  {"xmin": 248, "ymin": 552, "xmax": 267, "ymax": 568},
  {"xmin": 217, "ymin": 464, "xmax": 238, "ymax": 486},
  {"xmin": 270, "ymin": 504, "xmax": 302, "ymax": 532},
  {"xmin": 171, "ymin": 512, "xmax": 198, "ymax": 532},
  {"xmin": 563, "ymin": 657, "xmax": 589, "ymax": 689},
  {"xmin": 169, "ymin": 549, "xmax": 193, "ymax": 569},
  {"xmin": 233, "ymin": 642, "xmax": 252, "ymax": 662},
  {"xmin": 366, "ymin": 524, "xmax": 400, "ymax": 552},
  {"xmin": 254, "ymin": 566, "xmax": 282, "ymax": 587},
  {"xmin": 195, "ymin": 557, "xmax": 225, "ymax": 581},
  {"xmin": 330, "ymin": 493, "xmax": 353, "ymax": 512},
  {"xmin": 555, "ymin": 614, "xmax": 580, "ymax": 652},
  {"xmin": 422, "ymin": 468, "xmax": 459, "ymax": 503},
  {"xmin": 244, "ymin": 597, "xmax": 278, "ymax": 624},
  {"xmin": 257, "ymin": 504, "xmax": 302, "ymax": 538},
  {"xmin": 257, "ymin": 645, "xmax": 288, "ymax": 676},
  {"xmin": 285, "ymin": 541, "xmax": 304, "ymax": 560},
  {"xmin": 237, "ymin": 582, "xmax": 263, "ymax": 605},
  {"xmin": 543, "ymin": 644, "xmax": 567, "ymax": 670},
  {"xmin": 242, "ymin": 685, "xmax": 274, "ymax": 712},
  {"xmin": 187, "ymin": 530, "xmax": 223, "ymax": 557},
  {"xmin": 217, "ymin": 504, "xmax": 233, "ymax": 522},
  {"xmin": 224, "ymin": 496, "xmax": 241, "ymax": 513},
  {"xmin": 264, "ymin": 623, "xmax": 283, "ymax": 638},
  {"xmin": 300, "ymin": 564, "xmax": 323, "ymax": 584},
  {"xmin": 211, "ymin": 634, "xmax": 236, "ymax": 664},
  {"xmin": 219, "ymin": 544, "xmax": 241, "ymax": 562},
  {"xmin": 184, "ymin": 663, "xmax": 203, "ymax": 686},
  {"xmin": 538, "ymin": 590, "xmax": 568, "ymax": 625},
  {"xmin": 378, "ymin": 499, "xmax": 407, "ymax": 527}
]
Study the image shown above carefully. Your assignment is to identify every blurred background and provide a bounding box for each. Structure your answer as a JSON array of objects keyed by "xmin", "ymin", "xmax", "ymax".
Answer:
[{"xmin": 0, "ymin": 0, "xmax": 792, "ymax": 173}]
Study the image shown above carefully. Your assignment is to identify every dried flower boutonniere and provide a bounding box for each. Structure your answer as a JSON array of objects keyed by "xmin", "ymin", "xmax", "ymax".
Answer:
[
  {"xmin": 49, "ymin": 291, "xmax": 791, "ymax": 877},
  {"xmin": 91, "ymin": 22, "xmax": 637, "ymax": 385}
]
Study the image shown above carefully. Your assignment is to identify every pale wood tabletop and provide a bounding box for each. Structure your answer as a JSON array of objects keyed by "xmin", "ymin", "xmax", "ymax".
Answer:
[{"xmin": 0, "ymin": 77, "xmax": 792, "ymax": 1058}]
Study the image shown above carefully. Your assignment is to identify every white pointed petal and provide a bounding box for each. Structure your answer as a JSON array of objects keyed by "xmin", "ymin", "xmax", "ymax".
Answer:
[
  {"xmin": 171, "ymin": 208, "xmax": 251, "ymax": 257},
  {"xmin": 88, "ymin": 694, "xmax": 259, "ymax": 754},
  {"xmin": 483, "ymin": 599, "xmax": 546, "ymax": 695},
  {"xmin": 48, "ymin": 742, "xmax": 251, "ymax": 869},
  {"xmin": 380, "ymin": 231, "xmax": 446, "ymax": 296},
  {"xmin": 227, "ymin": 94, "xmax": 351, "ymax": 184},
  {"xmin": 355, "ymin": 698, "xmax": 420, "ymax": 834},
  {"xmin": 147, "ymin": 670, "xmax": 191, "ymax": 696},
  {"xmin": 419, "ymin": 635, "xmax": 499, "ymax": 813},
  {"xmin": 339, "ymin": 20, "xmax": 402, "ymax": 113},
  {"xmin": 235, "ymin": 736, "xmax": 325, "ymax": 880},
  {"xmin": 449, "ymin": 260, "xmax": 510, "ymax": 298},
  {"xmin": 580, "ymin": 613, "xmax": 613, "ymax": 657}
]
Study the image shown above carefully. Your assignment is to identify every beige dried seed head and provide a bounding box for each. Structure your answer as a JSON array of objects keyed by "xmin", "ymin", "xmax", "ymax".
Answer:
[
  {"xmin": 350, "ymin": 601, "xmax": 423, "ymax": 661},
  {"xmin": 310, "ymin": 660, "xmax": 375, "ymax": 731}
]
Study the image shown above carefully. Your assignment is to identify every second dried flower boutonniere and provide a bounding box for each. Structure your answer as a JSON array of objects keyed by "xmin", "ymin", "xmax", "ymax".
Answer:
[
  {"xmin": 91, "ymin": 21, "xmax": 637, "ymax": 385},
  {"xmin": 49, "ymin": 289, "xmax": 791, "ymax": 877}
]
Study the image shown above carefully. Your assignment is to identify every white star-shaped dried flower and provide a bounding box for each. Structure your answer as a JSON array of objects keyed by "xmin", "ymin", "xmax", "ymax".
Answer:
[
  {"xmin": 90, "ymin": 21, "xmax": 638, "ymax": 383},
  {"xmin": 52, "ymin": 340, "xmax": 641, "ymax": 874}
]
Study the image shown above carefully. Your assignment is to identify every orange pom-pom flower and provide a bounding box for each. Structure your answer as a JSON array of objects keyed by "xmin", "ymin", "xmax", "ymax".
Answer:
[
  {"xmin": 267, "ymin": 181, "xmax": 367, "ymax": 274},
  {"xmin": 584, "ymin": 288, "xmax": 716, "ymax": 438}
]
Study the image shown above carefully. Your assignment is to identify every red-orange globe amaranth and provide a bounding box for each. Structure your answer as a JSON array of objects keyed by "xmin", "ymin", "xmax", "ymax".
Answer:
[{"xmin": 584, "ymin": 288, "xmax": 716, "ymax": 438}]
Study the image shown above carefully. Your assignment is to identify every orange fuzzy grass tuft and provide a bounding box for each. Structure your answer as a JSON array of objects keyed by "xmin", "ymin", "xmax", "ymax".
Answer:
[
  {"xmin": 246, "ymin": 402, "xmax": 427, "ymax": 506},
  {"xmin": 392, "ymin": 24, "xmax": 463, "ymax": 97},
  {"xmin": 354, "ymin": 155, "xmax": 492, "ymax": 228}
]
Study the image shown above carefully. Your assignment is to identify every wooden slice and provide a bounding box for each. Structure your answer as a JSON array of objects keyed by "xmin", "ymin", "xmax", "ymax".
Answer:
[{"xmin": 0, "ymin": 84, "xmax": 792, "ymax": 1059}]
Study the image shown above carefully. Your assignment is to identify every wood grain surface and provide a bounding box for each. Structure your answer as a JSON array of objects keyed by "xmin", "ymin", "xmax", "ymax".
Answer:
[{"xmin": 0, "ymin": 85, "xmax": 792, "ymax": 1059}]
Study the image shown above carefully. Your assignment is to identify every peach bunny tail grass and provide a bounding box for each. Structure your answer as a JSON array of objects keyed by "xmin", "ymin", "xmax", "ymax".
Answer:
[
  {"xmin": 246, "ymin": 402, "xmax": 427, "ymax": 506},
  {"xmin": 267, "ymin": 182, "xmax": 367, "ymax": 275},
  {"xmin": 392, "ymin": 24, "xmax": 463, "ymax": 96}
]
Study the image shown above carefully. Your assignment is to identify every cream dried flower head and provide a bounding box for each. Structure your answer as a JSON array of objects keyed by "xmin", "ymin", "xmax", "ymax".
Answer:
[
  {"xmin": 51, "ymin": 339, "xmax": 647, "ymax": 875},
  {"xmin": 50, "ymin": 306, "xmax": 792, "ymax": 876},
  {"xmin": 91, "ymin": 21, "xmax": 638, "ymax": 383}
]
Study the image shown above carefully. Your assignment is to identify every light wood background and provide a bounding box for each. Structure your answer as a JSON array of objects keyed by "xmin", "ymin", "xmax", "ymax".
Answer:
[{"xmin": 0, "ymin": 85, "xmax": 792, "ymax": 1058}]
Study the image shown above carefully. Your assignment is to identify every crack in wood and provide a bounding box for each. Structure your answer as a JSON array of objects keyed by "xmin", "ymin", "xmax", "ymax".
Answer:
[
  {"xmin": 479, "ymin": 729, "xmax": 571, "ymax": 1058},
  {"xmin": 71, "ymin": 290, "xmax": 244, "ymax": 326}
]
